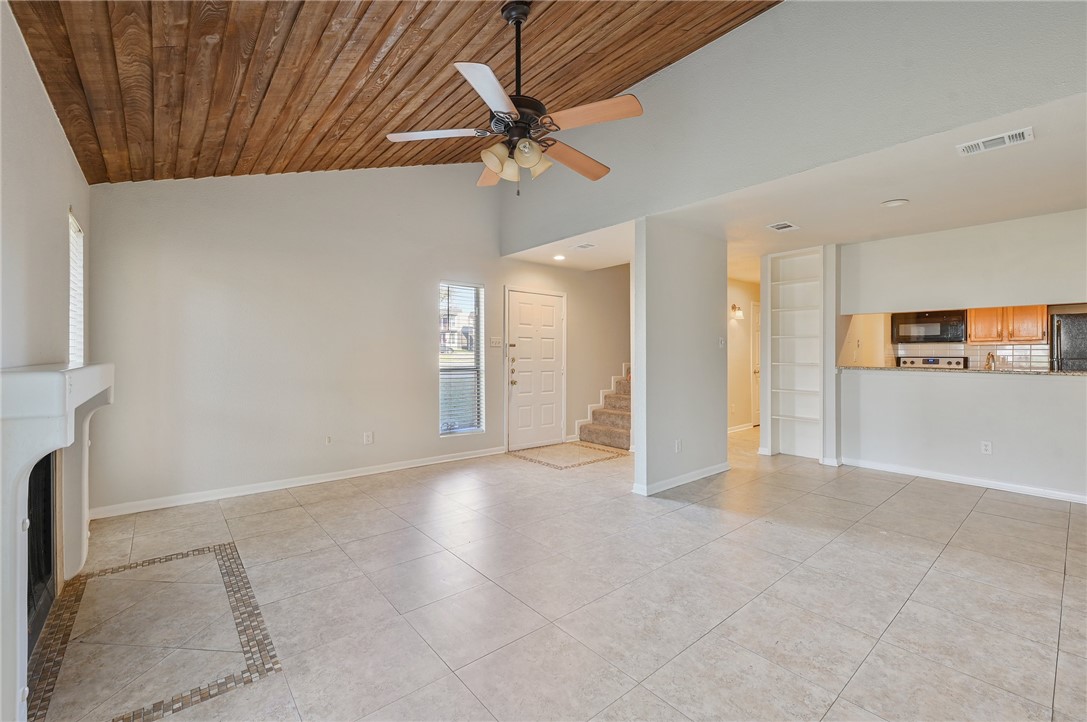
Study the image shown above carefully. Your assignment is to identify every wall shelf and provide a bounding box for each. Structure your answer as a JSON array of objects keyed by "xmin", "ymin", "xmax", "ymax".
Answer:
[
  {"xmin": 768, "ymin": 248, "xmax": 823, "ymax": 459},
  {"xmin": 770, "ymin": 278, "xmax": 820, "ymax": 286}
]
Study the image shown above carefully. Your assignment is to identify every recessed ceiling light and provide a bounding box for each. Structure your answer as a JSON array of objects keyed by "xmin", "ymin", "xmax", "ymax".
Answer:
[
  {"xmin": 880, "ymin": 199, "xmax": 910, "ymax": 207},
  {"xmin": 553, "ymin": 255, "xmax": 566, "ymax": 261}
]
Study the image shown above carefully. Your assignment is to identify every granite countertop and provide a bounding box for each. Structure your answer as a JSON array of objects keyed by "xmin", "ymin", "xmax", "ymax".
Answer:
[{"xmin": 838, "ymin": 365, "xmax": 1087, "ymax": 377}]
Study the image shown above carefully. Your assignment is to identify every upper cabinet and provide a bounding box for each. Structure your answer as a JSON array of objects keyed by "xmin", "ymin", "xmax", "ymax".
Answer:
[{"xmin": 967, "ymin": 305, "xmax": 1048, "ymax": 344}]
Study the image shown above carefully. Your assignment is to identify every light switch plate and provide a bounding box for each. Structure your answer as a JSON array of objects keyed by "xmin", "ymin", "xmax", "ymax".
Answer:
[{"xmin": 489, "ymin": 337, "xmax": 502, "ymax": 348}]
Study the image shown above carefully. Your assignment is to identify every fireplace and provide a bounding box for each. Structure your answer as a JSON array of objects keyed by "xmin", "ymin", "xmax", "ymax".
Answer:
[
  {"xmin": 1, "ymin": 361, "xmax": 114, "ymax": 721},
  {"xmin": 26, "ymin": 453, "xmax": 55, "ymax": 657}
]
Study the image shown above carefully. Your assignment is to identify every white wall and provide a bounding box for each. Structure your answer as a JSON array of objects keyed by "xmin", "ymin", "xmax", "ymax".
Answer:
[
  {"xmin": 88, "ymin": 167, "xmax": 629, "ymax": 512},
  {"xmin": 633, "ymin": 214, "xmax": 729, "ymax": 495},
  {"xmin": 1, "ymin": 2, "xmax": 91, "ymax": 368},
  {"xmin": 841, "ymin": 210, "xmax": 1087, "ymax": 314},
  {"xmin": 500, "ymin": 1, "xmax": 1087, "ymax": 254},
  {"xmin": 727, "ymin": 279, "xmax": 759, "ymax": 429},
  {"xmin": 1, "ymin": 5, "xmax": 94, "ymax": 720},
  {"xmin": 841, "ymin": 369, "xmax": 1086, "ymax": 501},
  {"xmin": 837, "ymin": 210, "xmax": 1087, "ymax": 498}
]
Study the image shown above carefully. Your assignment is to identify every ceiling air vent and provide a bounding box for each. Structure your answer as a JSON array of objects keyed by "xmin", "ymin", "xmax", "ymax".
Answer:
[
  {"xmin": 572, "ymin": 242, "xmax": 597, "ymax": 249},
  {"xmin": 956, "ymin": 127, "xmax": 1034, "ymax": 157},
  {"xmin": 766, "ymin": 222, "xmax": 799, "ymax": 232}
]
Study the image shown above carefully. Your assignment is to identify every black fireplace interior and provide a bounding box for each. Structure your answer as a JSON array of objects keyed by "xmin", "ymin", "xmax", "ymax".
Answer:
[{"xmin": 28, "ymin": 452, "xmax": 55, "ymax": 657}]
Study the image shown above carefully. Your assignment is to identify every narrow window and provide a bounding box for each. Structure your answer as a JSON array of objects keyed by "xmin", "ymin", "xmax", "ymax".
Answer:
[
  {"xmin": 69, "ymin": 212, "xmax": 85, "ymax": 366},
  {"xmin": 439, "ymin": 282, "xmax": 484, "ymax": 435}
]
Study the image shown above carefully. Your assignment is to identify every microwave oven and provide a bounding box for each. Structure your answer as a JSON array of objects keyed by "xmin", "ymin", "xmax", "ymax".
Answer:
[{"xmin": 890, "ymin": 310, "xmax": 967, "ymax": 344}]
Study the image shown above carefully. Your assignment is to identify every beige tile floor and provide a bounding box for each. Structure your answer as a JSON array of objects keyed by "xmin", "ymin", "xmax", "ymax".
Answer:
[{"xmin": 59, "ymin": 428, "xmax": 1087, "ymax": 722}]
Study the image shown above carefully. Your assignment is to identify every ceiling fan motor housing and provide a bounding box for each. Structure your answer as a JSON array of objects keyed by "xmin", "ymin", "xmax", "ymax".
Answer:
[{"xmin": 490, "ymin": 95, "xmax": 548, "ymax": 143}]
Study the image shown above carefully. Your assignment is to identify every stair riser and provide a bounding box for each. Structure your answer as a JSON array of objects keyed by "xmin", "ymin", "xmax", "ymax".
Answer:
[
  {"xmin": 615, "ymin": 379, "xmax": 631, "ymax": 395},
  {"xmin": 579, "ymin": 424, "xmax": 630, "ymax": 450},
  {"xmin": 604, "ymin": 394, "xmax": 631, "ymax": 410},
  {"xmin": 592, "ymin": 408, "xmax": 631, "ymax": 430}
]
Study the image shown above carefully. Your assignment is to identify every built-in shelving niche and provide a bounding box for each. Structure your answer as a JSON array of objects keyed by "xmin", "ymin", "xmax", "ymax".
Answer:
[{"xmin": 768, "ymin": 248, "xmax": 823, "ymax": 458}]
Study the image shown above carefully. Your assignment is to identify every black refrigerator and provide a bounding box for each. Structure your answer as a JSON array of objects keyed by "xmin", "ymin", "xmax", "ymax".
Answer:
[{"xmin": 1051, "ymin": 313, "xmax": 1087, "ymax": 371}]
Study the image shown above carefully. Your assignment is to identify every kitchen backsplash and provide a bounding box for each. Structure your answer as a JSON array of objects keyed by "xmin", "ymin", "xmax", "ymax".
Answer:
[{"xmin": 895, "ymin": 343, "xmax": 1051, "ymax": 371}]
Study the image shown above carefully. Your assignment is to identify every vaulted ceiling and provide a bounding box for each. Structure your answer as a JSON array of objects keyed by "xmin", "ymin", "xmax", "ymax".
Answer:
[{"xmin": 11, "ymin": 0, "xmax": 777, "ymax": 184}]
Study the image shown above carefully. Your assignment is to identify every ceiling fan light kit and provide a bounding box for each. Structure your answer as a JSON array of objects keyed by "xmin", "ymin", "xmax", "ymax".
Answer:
[{"xmin": 385, "ymin": 1, "xmax": 643, "ymax": 191}]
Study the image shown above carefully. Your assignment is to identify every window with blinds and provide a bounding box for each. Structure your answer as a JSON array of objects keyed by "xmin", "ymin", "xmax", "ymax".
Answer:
[
  {"xmin": 439, "ymin": 282, "xmax": 484, "ymax": 435},
  {"xmin": 69, "ymin": 213, "xmax": 85, "ymax": 366}
]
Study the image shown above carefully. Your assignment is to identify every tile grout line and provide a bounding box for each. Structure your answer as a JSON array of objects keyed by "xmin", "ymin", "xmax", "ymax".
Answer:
[{"xmin": 814, "ymin": 482, "xmax": 1047, "ymax": 720}]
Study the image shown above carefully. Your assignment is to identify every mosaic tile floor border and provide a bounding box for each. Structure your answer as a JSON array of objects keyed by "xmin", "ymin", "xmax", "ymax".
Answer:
[
  {"xmin": 27, "ymin": 542, "xmax": 279, "ymax": 722},
  {"xmin": 507, "ymin": 441, "xmax": 629, "ymax": 470}
]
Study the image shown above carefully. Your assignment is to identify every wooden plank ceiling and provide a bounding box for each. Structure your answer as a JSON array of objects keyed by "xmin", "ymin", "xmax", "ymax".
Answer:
[{"xmin": 11, "ymin": 0, "xmax": 778, "ymax": 184}]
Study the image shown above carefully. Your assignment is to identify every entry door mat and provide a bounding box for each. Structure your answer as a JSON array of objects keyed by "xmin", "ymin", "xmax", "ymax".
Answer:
[
  {"xmin": 508, "ymin": 441, "xmax": 629, "ymax": 470},
  {"xmin": 27, "ymin": 542, "xmax": 279, "ymax": 722}
]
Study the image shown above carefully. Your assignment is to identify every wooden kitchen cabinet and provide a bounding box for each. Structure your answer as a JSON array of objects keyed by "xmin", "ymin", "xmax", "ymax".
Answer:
[
  {"xmin": 967, "ymin": 307, "xmax": 1004, "ymax": 343},
  {"xmin": 967, "ymin": 305, "xmax": 1047, "ymax": 344},
  {"xmin": 1006, "ymin": 305, "xmax": 1048, "ymax": 342}
]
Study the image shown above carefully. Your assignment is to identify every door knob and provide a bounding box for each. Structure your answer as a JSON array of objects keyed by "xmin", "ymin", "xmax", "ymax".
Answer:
[
  {"xmin": 510, "ymin": 379, "xmax": 518, "ymax": 385},
  {"xmin": 510, "ymin": 367, "xmax": 516, "ymax": 374},
  {"xmin": 510, "ymin": 357, "xmax": 516, "ymax": 363}
]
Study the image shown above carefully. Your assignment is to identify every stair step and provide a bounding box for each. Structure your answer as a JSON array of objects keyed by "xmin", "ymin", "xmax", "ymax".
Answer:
[
  {"xmin": 615, "ymin": 378, "xmax": 631, "ymax": 395},
  {"xmin": 579, "ymin": 423, "xmax": 630, "ymax": 451},
  {"xmin": 592, "ymin": 407, "xmax": 631, "ymax": 430},
  {"xmin": 604, "ymin": 393, "xmax": 631, "ymax": 410}
]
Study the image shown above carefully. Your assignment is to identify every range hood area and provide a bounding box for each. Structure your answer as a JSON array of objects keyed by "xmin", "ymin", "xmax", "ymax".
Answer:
[{"xmin": 0, "ymin": 363, "xmax": 114, "ymax": 722}]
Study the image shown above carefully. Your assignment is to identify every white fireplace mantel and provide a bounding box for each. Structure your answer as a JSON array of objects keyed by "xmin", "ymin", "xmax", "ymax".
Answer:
[{"xmin": 1, "ymin": 362, "xmax": 114, "ymax": 722}]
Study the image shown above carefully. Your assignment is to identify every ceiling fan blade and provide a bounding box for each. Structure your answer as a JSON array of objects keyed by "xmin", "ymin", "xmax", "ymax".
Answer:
[
  {"xmin": 546, "ymin": 95, "xmax": 642, "ymax": 131},
  {"xmin": 545, "ymin": 141, "xmax": 610, "ymax": 181},
  {"xmin": 477, "ymin": 167, "xmax": 500, "ymax": 187},
  {"xmin": 386, "ymin": 128, "xmax": 483, "ymax": 142},
  {"xmin": 453, "ymin": 62, "xmax": 518, "ymax": 118}
]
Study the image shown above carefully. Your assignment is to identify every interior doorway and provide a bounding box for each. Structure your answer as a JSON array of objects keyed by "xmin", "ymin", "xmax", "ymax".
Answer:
[
  {"xmin": 727, "ymin": 277, "xmax": 761, "ymax": 432},
  {"xmin": 506, "ymin": 288, "xmax": 567, "ymax": 451}
]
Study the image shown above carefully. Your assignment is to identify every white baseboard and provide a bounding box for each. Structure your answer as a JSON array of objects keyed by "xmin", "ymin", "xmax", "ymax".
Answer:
[
  {"xmin": 632, "ymin": 461, "xmax": 731, "ymax": 497},
  {"xmin": 90, "ymin": 446, "xmax": 507, "ymax": 519},
  {"xmin": 728, "ymin": 424, "xmax": 754, "ymax": 433},
  {"xmin": 842, "ymin": 457, "xmax": 1087, "ymax": 504},
  {"xmin": 820, "ymin": 457, "xmax": 843, "ymax": 467},
  {"xmin": 757, "ymin": 447, "xmax": 771, "ymax": 456}
]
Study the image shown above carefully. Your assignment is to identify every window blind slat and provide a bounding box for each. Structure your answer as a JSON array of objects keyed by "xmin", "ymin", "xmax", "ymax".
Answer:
[
  {"xmin": 69, "ymin": 213, "xmax": 84, "ymax": 366},
  {"xmin": 439, "ymin": 282, "xmax": 484, "ymax": 434}
]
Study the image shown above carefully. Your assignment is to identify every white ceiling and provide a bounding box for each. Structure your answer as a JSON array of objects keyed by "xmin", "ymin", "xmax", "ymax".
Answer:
[
  {"xmin": 508, "ymin": 93, "xmax": 1087, "ymax": 283},
  {"xmin": 508, "ymin": 220, "xmax": 635, "ymax": 271}
]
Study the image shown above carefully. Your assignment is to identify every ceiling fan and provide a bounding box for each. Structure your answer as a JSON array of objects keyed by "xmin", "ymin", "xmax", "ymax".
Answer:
[{"xmin": 385, "ymin": 1, "xmax": 643, "ymax": 188}]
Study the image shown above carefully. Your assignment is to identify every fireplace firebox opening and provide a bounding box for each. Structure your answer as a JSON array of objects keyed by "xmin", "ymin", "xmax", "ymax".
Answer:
[{"xmin": 27, "ymin": 452, "xmax": 56, "ymax": 657}]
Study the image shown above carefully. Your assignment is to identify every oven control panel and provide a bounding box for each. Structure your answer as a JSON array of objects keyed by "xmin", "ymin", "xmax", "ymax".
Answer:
[{"xmin": 898, "ymin": 356, "xmax": 968, "ymax": 369}]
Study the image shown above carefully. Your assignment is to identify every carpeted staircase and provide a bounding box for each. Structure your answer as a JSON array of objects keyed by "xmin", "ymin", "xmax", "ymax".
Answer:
[{"xmin": 579, "ymin": 372, "xmax": 631, "ymax": 450}]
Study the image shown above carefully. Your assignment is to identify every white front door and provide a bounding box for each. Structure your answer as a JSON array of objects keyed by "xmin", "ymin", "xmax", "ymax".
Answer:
[
  {"xmin": 507, "ymin": 289, "xmax": 565, "ymax": 450},
  {"xmin": 752, "ymin": 301, "xmax": 761, "ymax": 424}
]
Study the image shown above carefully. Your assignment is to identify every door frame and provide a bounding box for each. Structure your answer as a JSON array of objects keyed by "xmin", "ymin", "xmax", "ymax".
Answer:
[
  {"xmin": 503, "ymin": 286, "xmax": 568, "ymax": 452},
  {"xmin": 751, "ymin": 300, "xmax": 761, "ymax": 426}
]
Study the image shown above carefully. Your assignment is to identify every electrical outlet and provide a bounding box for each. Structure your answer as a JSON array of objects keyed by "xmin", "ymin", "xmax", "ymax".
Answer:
[
  {"xmin": 674, "ymin": 439, "xmax": 682, "ymax": 454},
  {"xmin": 363, "ymin": 431, "xmax": 374, "ymax": 445},
  {"xmin": 730, "ymin": 403, "xmax": 736, "ymax": 414},
  {"xmin": 980, "ymin": 441, "xmax": 992, "ymax": 455},
  {"xmin": 325, "ymin": 436, "xmax": 333, "ymax": 446}
]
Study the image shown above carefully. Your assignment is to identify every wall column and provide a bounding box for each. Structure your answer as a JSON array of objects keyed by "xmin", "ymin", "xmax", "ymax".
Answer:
[{"xmin": 632, "ymin": 213, "xmax": 729, "ymax": 495}]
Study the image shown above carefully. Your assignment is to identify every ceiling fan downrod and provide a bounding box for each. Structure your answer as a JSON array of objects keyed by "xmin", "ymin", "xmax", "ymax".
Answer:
[{"xmin": 502, "ymin": 1, "xmax": 531, "ymax": 96}]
